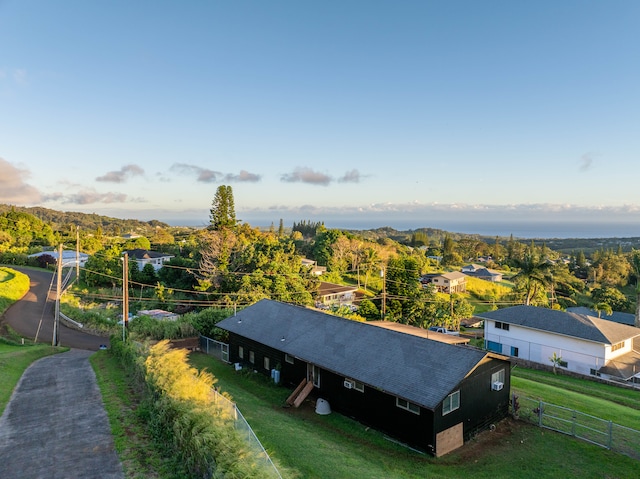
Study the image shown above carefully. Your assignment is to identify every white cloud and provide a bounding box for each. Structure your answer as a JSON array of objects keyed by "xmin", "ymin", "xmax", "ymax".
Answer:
[
  {"xmin": 96, "ymin": 164, "xmax": 145, "ymax": 183},
  {"xmin": 281, "ymin": 167, "xmax": 332, "ymax": 186},
  {"xmin": 170, "ymin": 163, "xmax": 222, "ymax": 183},
  {"xmin": 0, "ymin": 157, "xmax": 42, "ymax": 204}
]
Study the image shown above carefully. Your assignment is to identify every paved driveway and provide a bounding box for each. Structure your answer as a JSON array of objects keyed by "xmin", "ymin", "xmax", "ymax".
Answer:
[
  {"xmin": 1, "ymin": 267, "xmax": 108, "ymax": 351},
  {"xmin": 0, "ymin": 349, "xmax": 124, "ymax": 479}
]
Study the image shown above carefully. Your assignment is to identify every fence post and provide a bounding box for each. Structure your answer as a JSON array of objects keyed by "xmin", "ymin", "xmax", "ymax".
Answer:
[
  {"xmin": 571, "ymin": 410, "xmax": 576, "ymax": 437},
  {"xmin": 608, "ymin": 420, "xmax": 613, "ymax": 450},
  {"xmin": 536, "ymin": 401, "xmax": 541, "ymax": 427}
]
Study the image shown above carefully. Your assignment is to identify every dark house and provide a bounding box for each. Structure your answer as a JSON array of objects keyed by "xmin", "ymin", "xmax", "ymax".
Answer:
[{"xmin": 216, "ymin": 299, "xmax": 511, "ymax": 456}]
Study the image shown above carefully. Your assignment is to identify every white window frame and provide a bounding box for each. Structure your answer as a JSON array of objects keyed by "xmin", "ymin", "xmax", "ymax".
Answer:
[
  {"xmin": 264, "ymin": 356, "xmax": 270, "ymax": 370},
  {"xmin": 285, "ymin": 353, "xmax": 294, "ymax": 364},
  {"xmin": 249, "ymin": 351, "xmax": 255, "ymax": 364},
  {"xmin": 238, "ymin": 346, "xmax": 244, "ymax": 359},
  {"xmin": 396, "ymin": 397, "xmax": 420, "ymax": 415},
  {"xmin": 491, "ymin": 369, "xmax": 505, "ymax": 385},
  {"xmin": 442, "ymin": 390, "xmax": 460, "ymax": 415}
]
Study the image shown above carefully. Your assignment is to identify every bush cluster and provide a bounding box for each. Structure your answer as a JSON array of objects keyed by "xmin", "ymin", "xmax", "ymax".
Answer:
[{"xmin": 110, "ymin": 338, "xmax": 279, "ymax": 479}]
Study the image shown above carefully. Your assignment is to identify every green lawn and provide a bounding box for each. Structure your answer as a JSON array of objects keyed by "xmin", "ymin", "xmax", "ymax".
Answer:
[
  {"xmin": 188, "ymin": 353, "xmax": 640, "ymax": 479},
  {"xmin": 0, "ymin": 342, "xmax": 64, "ymax": 414},
  {"xmin": 0, "ymin": 266, "xmax": 30, "ymax": 316},
  {"xmin": 512, "ymin": 368, "xmax": 640, "ymax": 430}
]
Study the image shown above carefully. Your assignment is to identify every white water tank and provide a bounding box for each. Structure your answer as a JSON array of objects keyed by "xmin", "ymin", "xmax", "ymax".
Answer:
[{"xmin": 315, "ymin": 398, "xmax": 331, "ymax": 415}]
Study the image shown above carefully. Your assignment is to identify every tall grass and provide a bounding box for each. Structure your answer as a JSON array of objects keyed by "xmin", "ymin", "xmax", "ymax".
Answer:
[{"xmin": 109, "ymin": 338, "xmax": 284, "ymax": 478}]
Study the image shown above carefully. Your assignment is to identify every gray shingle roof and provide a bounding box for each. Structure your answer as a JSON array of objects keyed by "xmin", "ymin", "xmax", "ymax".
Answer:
[
  {"xmin": 217, "ymin": 299, "xmax": 491, "ymax": 410},
  {"xmin": 477, "ymin": 305, "xmax": 640, "ymax": 345},
  {"xmin": 566, "ymin": 307, "xmax": 635, "ymax": 327}
]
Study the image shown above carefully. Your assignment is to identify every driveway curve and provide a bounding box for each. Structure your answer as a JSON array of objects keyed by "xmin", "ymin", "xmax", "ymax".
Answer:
[{"xmin": 1, "ymin": 267, "xmax": 108, "ymax": 351}]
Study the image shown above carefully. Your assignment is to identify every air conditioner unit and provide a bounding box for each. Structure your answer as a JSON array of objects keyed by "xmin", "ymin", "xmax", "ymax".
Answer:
[
  {"xmin": 492, "ymin": 381, "xmax": 504, "ymax": 391},
  {"xmin": 343, "ymin": 380, "xmax": 354, "ymax": 389}
]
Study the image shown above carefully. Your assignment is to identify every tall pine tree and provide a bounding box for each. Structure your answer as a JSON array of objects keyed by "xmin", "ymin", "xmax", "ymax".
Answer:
[{"xmin": 209, "ymin": 185, "xmax": 236, "ymax": 230}]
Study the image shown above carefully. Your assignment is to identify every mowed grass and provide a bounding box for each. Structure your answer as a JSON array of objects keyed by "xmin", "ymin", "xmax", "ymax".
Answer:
[
  {"xmin": 188, "ymin": 352, "xmax": 640, "ymax": 479},
  {"xmin": 0, "ymin": 341, "xmax": 63, "ymax": 414},
  {"xmin": 0, "ymin": 266, "xmax": 30, "ymax": 315},
  {"xmin": 512, "ymin": 367, "xmax": 640, "ymax": 430}
]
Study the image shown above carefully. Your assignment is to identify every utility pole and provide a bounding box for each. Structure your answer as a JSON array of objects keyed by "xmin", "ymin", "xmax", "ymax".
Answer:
[
  {"xmin": 75, "ymin": 225, "xmax": 80, "ymax": 279},
  {"xmin": 380, "ymin": 265, "xmax": 386, "ymax": 319},
  {"xmin": 122, "ymin": 252, "xmax": 129, "ymax": 341},
  {"xmin": 52, "ymin": 243, "xmax": 62, "ymax": 346}
]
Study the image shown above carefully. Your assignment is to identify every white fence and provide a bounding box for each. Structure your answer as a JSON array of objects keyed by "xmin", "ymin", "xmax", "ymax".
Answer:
[
  {"xmin": 201, "ymin": 335, "xmax": 282, "ymax": 478},
  {"xmin": 514, "ymin": 395, "xmax": 640, "ymax": 461}
]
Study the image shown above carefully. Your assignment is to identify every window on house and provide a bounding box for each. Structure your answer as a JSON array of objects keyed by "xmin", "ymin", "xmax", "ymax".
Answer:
[
  {"xmin": 249, "ymin": 351, "xmax": 255, "ymax": 364},
  {"xmin": 442, "ymin": 391, "xmax": 460, "ymax": 415},
  {"xmin": 495, "ymin": 321, "xmax": 510, "ymax": 331},
  {"xmin": 511, "ymin": 346, "xmax": 519, "ymax": 357},
  {"xmin": 558, "ymin": 360, "xmax": 568, "ymax": 368},
  {"xmin": 264, "ymin": 356, "xmax": 270, "ymax": 370},
  {"xmin": 285, "ymin": 354, "xmax": 294, "ymax": 364},
  {"xmin": 611, "ymin": 341, "xmax": 625, "ymax": 352},
  {"xmin": 590, "ymin": 368, "xmax": 601, "ymax": 377},
  {"xmin": 238, "ymin": 346, "xmax": 244, "ymax": 359},
  {"xmin": 396, "ymin": 397, "xmax": 420, "ymax": 415},
  {"xmin": 345, "ymin": 378, "xmax": 365, "ymax": 392},
  {"xmin": 491, "ymin": 369, "xmax": 506, "ymax": 384}
]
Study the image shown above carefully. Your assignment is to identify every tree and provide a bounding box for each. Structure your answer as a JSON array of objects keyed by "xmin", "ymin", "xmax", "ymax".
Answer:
[
  {"xmin": 549, "ymin": 352, "xmax": 563, "ymax": 375},
  {"xmin": 209, "ymin": 185, "xmax": 236, "ymax": 230},
  {"xmin": 628, "ymin": 249, "xmax": 640, "ymax": 328},
  {"xmin": 511, "ymin": 247, "xmax": 553, "ymax": 306},
  {"xmin": 591, "ymin": 286, "xmax": 629, "ymax": 313},
  {"xmin": 593, "ymin": 302, "xmax": 613, "ymax": 318}
]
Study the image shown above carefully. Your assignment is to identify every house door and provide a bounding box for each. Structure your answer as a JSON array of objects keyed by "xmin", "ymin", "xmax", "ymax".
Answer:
[{"xmin": 307, "ymin": 363, "xmax": 320, "ymax": 388}]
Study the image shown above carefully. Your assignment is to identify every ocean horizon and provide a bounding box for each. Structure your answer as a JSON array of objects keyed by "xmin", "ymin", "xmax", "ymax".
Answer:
[{"xmin": 166, "ymin": 217, "xmax": 640, "ymax": 240}]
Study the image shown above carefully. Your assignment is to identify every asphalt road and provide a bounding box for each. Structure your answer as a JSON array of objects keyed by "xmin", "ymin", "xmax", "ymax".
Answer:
[
  {"xmin": 1, "ymin": 267, "xmax": 108, "ymax": 351},
  {"xmin": 0, "ymin": 349, "xmax": 124, "ymax": 479}
]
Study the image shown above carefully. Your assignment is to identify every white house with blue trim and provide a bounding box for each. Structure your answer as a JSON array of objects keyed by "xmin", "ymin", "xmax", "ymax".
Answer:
[{"xmin": 477, "ymin": 305, "xmax": 640, "ymax": 383}]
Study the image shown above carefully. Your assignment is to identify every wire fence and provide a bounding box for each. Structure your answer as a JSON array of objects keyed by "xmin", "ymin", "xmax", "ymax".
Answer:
[
  {"xmin": 201, "ymin": 336, "xmax": 282, "ymax": 479},
  {"xmin": 200, "ymin": 335, "xmax": 229, "ymax": 363},
  {"xmin": 514, "ymin": 395, "xmax": 640, "ymax": 461}
]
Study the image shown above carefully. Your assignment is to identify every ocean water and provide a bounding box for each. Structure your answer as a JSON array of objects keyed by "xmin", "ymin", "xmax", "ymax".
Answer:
[{"xmin": 322, "ymin": 220, "xmax": 640, "ymax": 239}]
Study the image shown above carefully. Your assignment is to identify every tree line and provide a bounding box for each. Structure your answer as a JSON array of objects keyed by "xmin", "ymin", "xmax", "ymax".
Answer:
[{"xmin": 2, "ymin": 187, "xmax": 640, "ymax": 329}]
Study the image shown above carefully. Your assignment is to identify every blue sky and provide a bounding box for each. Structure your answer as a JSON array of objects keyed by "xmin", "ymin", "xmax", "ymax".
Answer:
[{"xmin": 1, "ymin": 1, "xmax": 640, "ymax": 237}]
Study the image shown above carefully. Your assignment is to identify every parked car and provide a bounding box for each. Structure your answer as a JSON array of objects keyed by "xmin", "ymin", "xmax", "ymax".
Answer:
[{"xmin": 428, "ymin": 326, "xmax": 460, "ymax": 336}]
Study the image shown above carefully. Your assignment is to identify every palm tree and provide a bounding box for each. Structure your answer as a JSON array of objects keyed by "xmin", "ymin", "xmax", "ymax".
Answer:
[
  {"xmin": 593, "ymin": 302, "xmax": 613, "ymax": 318},
  {"xmin": 511, "ymin": 249, "xmax": 554, "ymax": 306}
]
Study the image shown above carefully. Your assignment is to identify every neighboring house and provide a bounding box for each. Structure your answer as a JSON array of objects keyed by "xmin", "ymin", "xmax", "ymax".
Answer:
[
  {"xmin": 430, "ymin": 272, "xmax": 467, "ymax": 293},
  {"xmin": 461, "ymin": 264, "xmax": 484, "ymax": 273},
  {"xmin": 216, "ymin": 299, "xmax": 511, "ymax": 456},
  {"xmin": 566, "ymin": 307, "xmax": 635, "ymax": 327},
  {"xmin": 125, "ymin": 249, "xmax": 174, "ymax": 271},
  {"xmin": 301, "ymin": 258, "xmax": 327, "ymax": 276},
  {"xmin": 463, "ymin": 267, "xmax": 503, "ymax": 282},
  {"xmin": 28, "ymin": 249, "xmax": 89, "ymax": 267},
  {"xmin": 477, "ymin": 306, "xmax": 640, "ymax": 383},
  {"xmin": 315, "ymin": 282, "xmax": 358, "ymax": 308}
]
